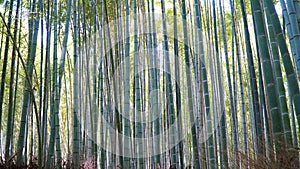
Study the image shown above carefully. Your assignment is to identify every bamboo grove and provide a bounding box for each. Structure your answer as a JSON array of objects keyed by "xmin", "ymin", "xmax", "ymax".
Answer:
[{"xmin": 0, "ymin": 0, "xmax": 300, "ymax": 168}]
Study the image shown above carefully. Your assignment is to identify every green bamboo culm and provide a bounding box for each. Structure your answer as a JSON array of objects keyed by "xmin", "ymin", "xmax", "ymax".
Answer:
[
  {"xmin": 263, "ymin": 0, "xmax": 292, "ymax": 146},
  {"xmin": 0, "ymin": 0, "xmax": 14, "ymax": 138},
  {"xmin": 181, "ymin": 0, "xmax": 201, "ymax": 168},
  {"xmin": 279, "ymin": 0, "xmax": 300, "ymax": 146},
  {"xmin": 239, "ymin": 0, "xmax": 263, "ymax": 158},
  {"xmin": 250, "ymin": 0, "xmax": 284, "ymax": 154},
  {"xmin": 16, "ymin": 0, "xmax": 42, "ymax": 165},
  {"xmin": 282, "ymin": 0, "xmax": 300, "ymax": 77},
  {"xmin": 219, "ymin": 6, "xmax": 231, "ymax": 166},
  {"xmin": 5, "ymin": 0, "xmax": 21, "ymax": 161},
  {"xmin": 160, "ymin": 0, "xmax": 177, "ymax": 167},
  {"xmin": 173, "ymin": 0, "xmax": 184, "ymax": 168},
  {"xmin": 47, "ymin": 0, "xmax": 59, "ymax": 167},
  {"xmin": 123, "ymin": 0, "xmax": 132, "ymax": 167},
  {"xmin": 150, "ymin": 0, "xmax": 161, "ymax": 167},
  {"xmin": 72, "ymin": 0, "xmax": 80, "ymax": 166},
  {"xmin": 133, "ymin": 0, "xmax": 143, "ymax": 167}
]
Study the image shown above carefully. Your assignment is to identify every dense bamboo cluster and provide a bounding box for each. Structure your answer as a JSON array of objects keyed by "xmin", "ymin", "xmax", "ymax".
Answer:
[{"xmin": 0, "ymin": 0, "xmax": 300, "ymax": 168}]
